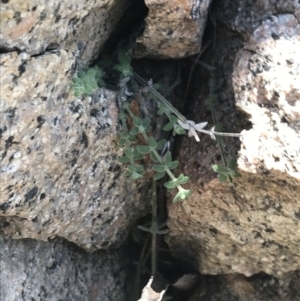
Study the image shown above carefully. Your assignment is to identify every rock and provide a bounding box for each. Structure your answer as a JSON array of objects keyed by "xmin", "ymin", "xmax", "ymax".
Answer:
[
  {"xmin": 0, "ymin": 52, "xmax": 150, "ymax": 251},
  {"xmin": 189, "ymin": 271, "xmax": 300, "ymax": 301},
  {"xmin": 216, "ymin": 0, "xmax": 300, "ymax": 38},
  {"xmin": 0, "ymin": 0, "xmax": 131, "ymax": 66},
  {"xmin": 166, "ymin": 10, "xmax": 300, "ymax": 276},
  {"xmin": 0, "ymin": 235, "xmax": 130, "ymax": 301},
  {"xmin": 133, "ymin": 0, "xmax": 212, "ymax": 58},
  {"xmin": 233, "ymin": 14, "xmax": 300, "ymax": 182},
  {"xmin": 0, "ymin": 0, "xmax": 152, "ymax": 252}
]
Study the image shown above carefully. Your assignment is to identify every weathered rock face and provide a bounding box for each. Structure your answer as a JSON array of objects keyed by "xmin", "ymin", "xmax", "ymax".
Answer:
[
  {"xmin": 166, "ymin": 4, "xmax": 300, "ymax": 277},
  {"xmin": 189, "ymin": 271, "xmax": 300, "ymax": 301},
  {"xmin": 234, "ymin": 14, "xmax": 300, "ymax": 182},
  {"xmin": 0, "ymin": 235, "xmax": 130, "ymax": 301},
  {"xmin": 133, "ymin": 0, "xmax": 212, "ymax": 58},
  {"xmin": 0, "ymin": 0, "xmax": 130, "ymax": 66},
  {"xmin": 0, "ymin": 67, "xmax": 150, "ymax": 250},
  {"xmin": 0, "ymin": 0, "xmax": 150, "ymax": 252}
]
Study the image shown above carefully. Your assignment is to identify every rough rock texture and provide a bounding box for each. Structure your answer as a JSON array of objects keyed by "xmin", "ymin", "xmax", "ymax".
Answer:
[
  {"xmin": 0, "ymin": 235, "xmax": 130, "ymax": 301},
  {"xmin": 166, "ymin": 6, "xmax": 300, "ymax": 277},
  {"xmin": 0, "ymin": 0, "xmax": 150, "ymax": 252},
  {"xmin": 0, "ymin": 64, "xmax": 150, "ymax": 250},
  {"xmin": 216, "ymin": 0, "xmax": 300, "ymax": 38},
  {"xmin": 0, "ymin": 0, "xmax": 130, "ymax": 66},
  {"xmin": 234, "ymin": 14, "xmax": 300, "ymax": 182},
  {"xmin": 133, "ymin": 0, "xmax": 212, "ymax": 58},
  {"xmin": 189, "ymin": 271, "xmax": 300, "ymax": 301}
]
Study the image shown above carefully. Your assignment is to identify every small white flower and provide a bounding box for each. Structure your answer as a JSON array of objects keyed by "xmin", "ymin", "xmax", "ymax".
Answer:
[{"xmin": 177, "ymin": 120, "xmax": 208, "ymax": 142}]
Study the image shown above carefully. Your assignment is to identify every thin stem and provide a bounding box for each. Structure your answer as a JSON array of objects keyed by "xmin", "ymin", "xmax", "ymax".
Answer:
[
  {"xmin": 151, "ymin": 179, "xmax": 157, "ymax": 275},
  {"xmin": 184, "ymin": 40, "xmax": 212, "ymax": 101},
  {"xmin": 133, "ymin": 72, "xmax": 187, "ymax": 122}
]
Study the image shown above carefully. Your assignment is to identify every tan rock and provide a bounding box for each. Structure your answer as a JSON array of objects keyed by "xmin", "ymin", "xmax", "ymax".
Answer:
[
  {"xmin": 0, "ymin": 50, "xmax": 150, "ymax": 251},
  {"xmin": 167, "ymin": 14, "xmax": 300, "ymax": 276},
  {"xmin": 133, "ymin": 0, "xmax": 211, "ymax": 58},
  {"xmin": 0, "ymin": 0, "xmax": 130, "ymax": 65}
]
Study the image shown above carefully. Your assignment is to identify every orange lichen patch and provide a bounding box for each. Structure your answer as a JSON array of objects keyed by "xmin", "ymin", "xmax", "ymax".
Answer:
[{"xmin": 7, "ymin": 15, "xmax": 37, "ymax": 40}]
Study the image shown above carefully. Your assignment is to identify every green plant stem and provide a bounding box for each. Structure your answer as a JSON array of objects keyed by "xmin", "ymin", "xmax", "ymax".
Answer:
[
  {"xmin": 123, "ymin": 103, "xmax": 186, "ymax": 197},
  {"xmin": 141, "ymin": 132, "xmax": 186, "ymax": 194},
  {"xmin": 133, "ymin": 72, "xmax": 187, "ymax": 122},
  {"xmin": 151, "ymin": 179, "xmax": 157, "ymax": 275}
]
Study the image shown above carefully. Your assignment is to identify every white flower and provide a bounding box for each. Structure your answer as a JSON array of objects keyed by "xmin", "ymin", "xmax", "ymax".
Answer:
[{"xmin": 177, "ymin": 120, "xmax": 208, "ymax": 142}]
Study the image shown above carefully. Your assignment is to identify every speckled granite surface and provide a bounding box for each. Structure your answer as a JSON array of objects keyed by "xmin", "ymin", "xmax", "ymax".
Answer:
[
  {"xmin": 0, "ymin": 0, "xmax": 152, "ymax": 251},
  {"xmin": 0, "ymin": 235, "xmax": 130, "ymax": 301},
  {"xmin": 0, "ymin": 55, "xmax": 150, "ymax": 250},
  {"xmin": 0, "ymin": 0, "xmax": 130, "ymax": 66},
  {"xmin": 133, "ymin": 0, "xmax": 212, "ymax": 58},
  {"xmin": 167, "ymin": 10, "xmax": 300, "ymax": 277}
]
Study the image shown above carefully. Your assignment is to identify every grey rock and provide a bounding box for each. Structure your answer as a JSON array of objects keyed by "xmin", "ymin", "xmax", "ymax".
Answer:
[{"xmin": 0, "ymin": 235, "xmax": 130, "ymax": 301}]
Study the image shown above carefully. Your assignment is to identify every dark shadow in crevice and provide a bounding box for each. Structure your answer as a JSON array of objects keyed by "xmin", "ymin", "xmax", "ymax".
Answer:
[{"xmin": 96, "ymin": 0, "xmax": 148, "ymax": 59}]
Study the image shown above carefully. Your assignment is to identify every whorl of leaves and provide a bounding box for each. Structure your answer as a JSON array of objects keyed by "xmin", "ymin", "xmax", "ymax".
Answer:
[{"xmin": 71, "ymin": 67, "xmax": 105, "ymax": 97}]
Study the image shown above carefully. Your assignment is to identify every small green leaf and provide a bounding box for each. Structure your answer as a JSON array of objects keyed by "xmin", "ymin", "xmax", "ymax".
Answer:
[
  {"xmin": 157, "ymin": 103, "xmax": 167, "ymax": 115},
  {"xmin": 218, "ymin": 174, "xmax": 228, "ymax": 182},
  {"xmin": 131, "ymin": 172, "xmax": 143, "ymax": 180},
  {"xmin": 173, "ymin": 189, "xmax": 191, "ymax": 203},
  {"xmin": 125, "ymin": 170, "xmax": 132, "ymax": 177},
  {"xmin": 118, "ymin": 139, "xmax": 126, "ymax": 146},
  {"xmin": 127, "ymin": 165, "xmax": 135, "ymax": 173},
  {"xmin": 72, "ymin": 77, "xmax": 82, "ymax": 84},
  {"xmin": 212, "ymin": 164, "xmax": 227, "ymax": 173},
  {"xmin": 77, "ymin": 70, "xmax": 86, "ymax": 79},
  {"xmin": 148, "ymin": 137, "xmax": 157, "ymax": 148},
  {"xmin": 164, "ymin": 180, "xmax": 177, "ymax": 189},
  {"xmin": 135, "ymin": 165, "xmax": 144, "ymax": 174},
  {"xmin": 124, "ymin": 148, "xmax": 133, "ymax": 158},
  {"xmin": 228, "ymin": 159, "xmax": 237, "ymax": 170},
  {"xmin": 87, "ymin": 69, "xmax": 96, "ymax": 77},
  {"xmin": 173, "ymin": 125, "xmax": 186, "ymax": 135},
  {"xmin": 129, "ymin": 127, "xmax": 139, "ymax": 135},
  {"xmin": 168, "ymin": 160, "xmax": 179, "ymax": 170},
  {"xmin": 169, "ymin": 115, "xmax": 178, "ymax": 122},
  {"xmin": 153, "ymin": 165, "xmax": 165, "ymax": 172},
  {"xmin": 163, "ymin": 122, "xmax": 174, "ymax": 131},
  {"xmin": 133, "ymin": 116, "xmax": 142, "ymax": 126},
  {"xmin": 118, "ymin": 156, "xmax": 130, "ymax": 164},
  {"xmin": 156, "ymin": 139, "xmax": 167, "ymax": 150},
  {"xmin": 137, "ymin": 225, "xmax": 151, "ymax": 233},
  {"xmin": 157, "ymin": 229, "xmax": 169, "ymax": 235},
  {"xmin": 177, "ymin": 174, "xmax": 189, "ymax": 185},
  {"xmin": 154, "ymin": 171, "xmax": 166, "ymax": 180},
  {"xmin": 164, "ymin": 151, "xmax": 172, "ymax": 167},
  {"xmin": 143, "ymin": 117, "xmax": 151, "ymax": 126},
  {"xmin": 150, "ymin": 151, "xmax": 160, "ymax": 162},
  {"xmin": 150, "ymin": 221, "xmax": 158, "ymax": 234},
  {"xmin": 132, "ymin": 148, "xmax": 143, "ymax": 160},
  {"xmin": 228, "ymin": 169, "xmax": 241, "ymax": 178},
  {"xmin": 137, "ymin": 145, "xmax": 151, "ymax": 154}
]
